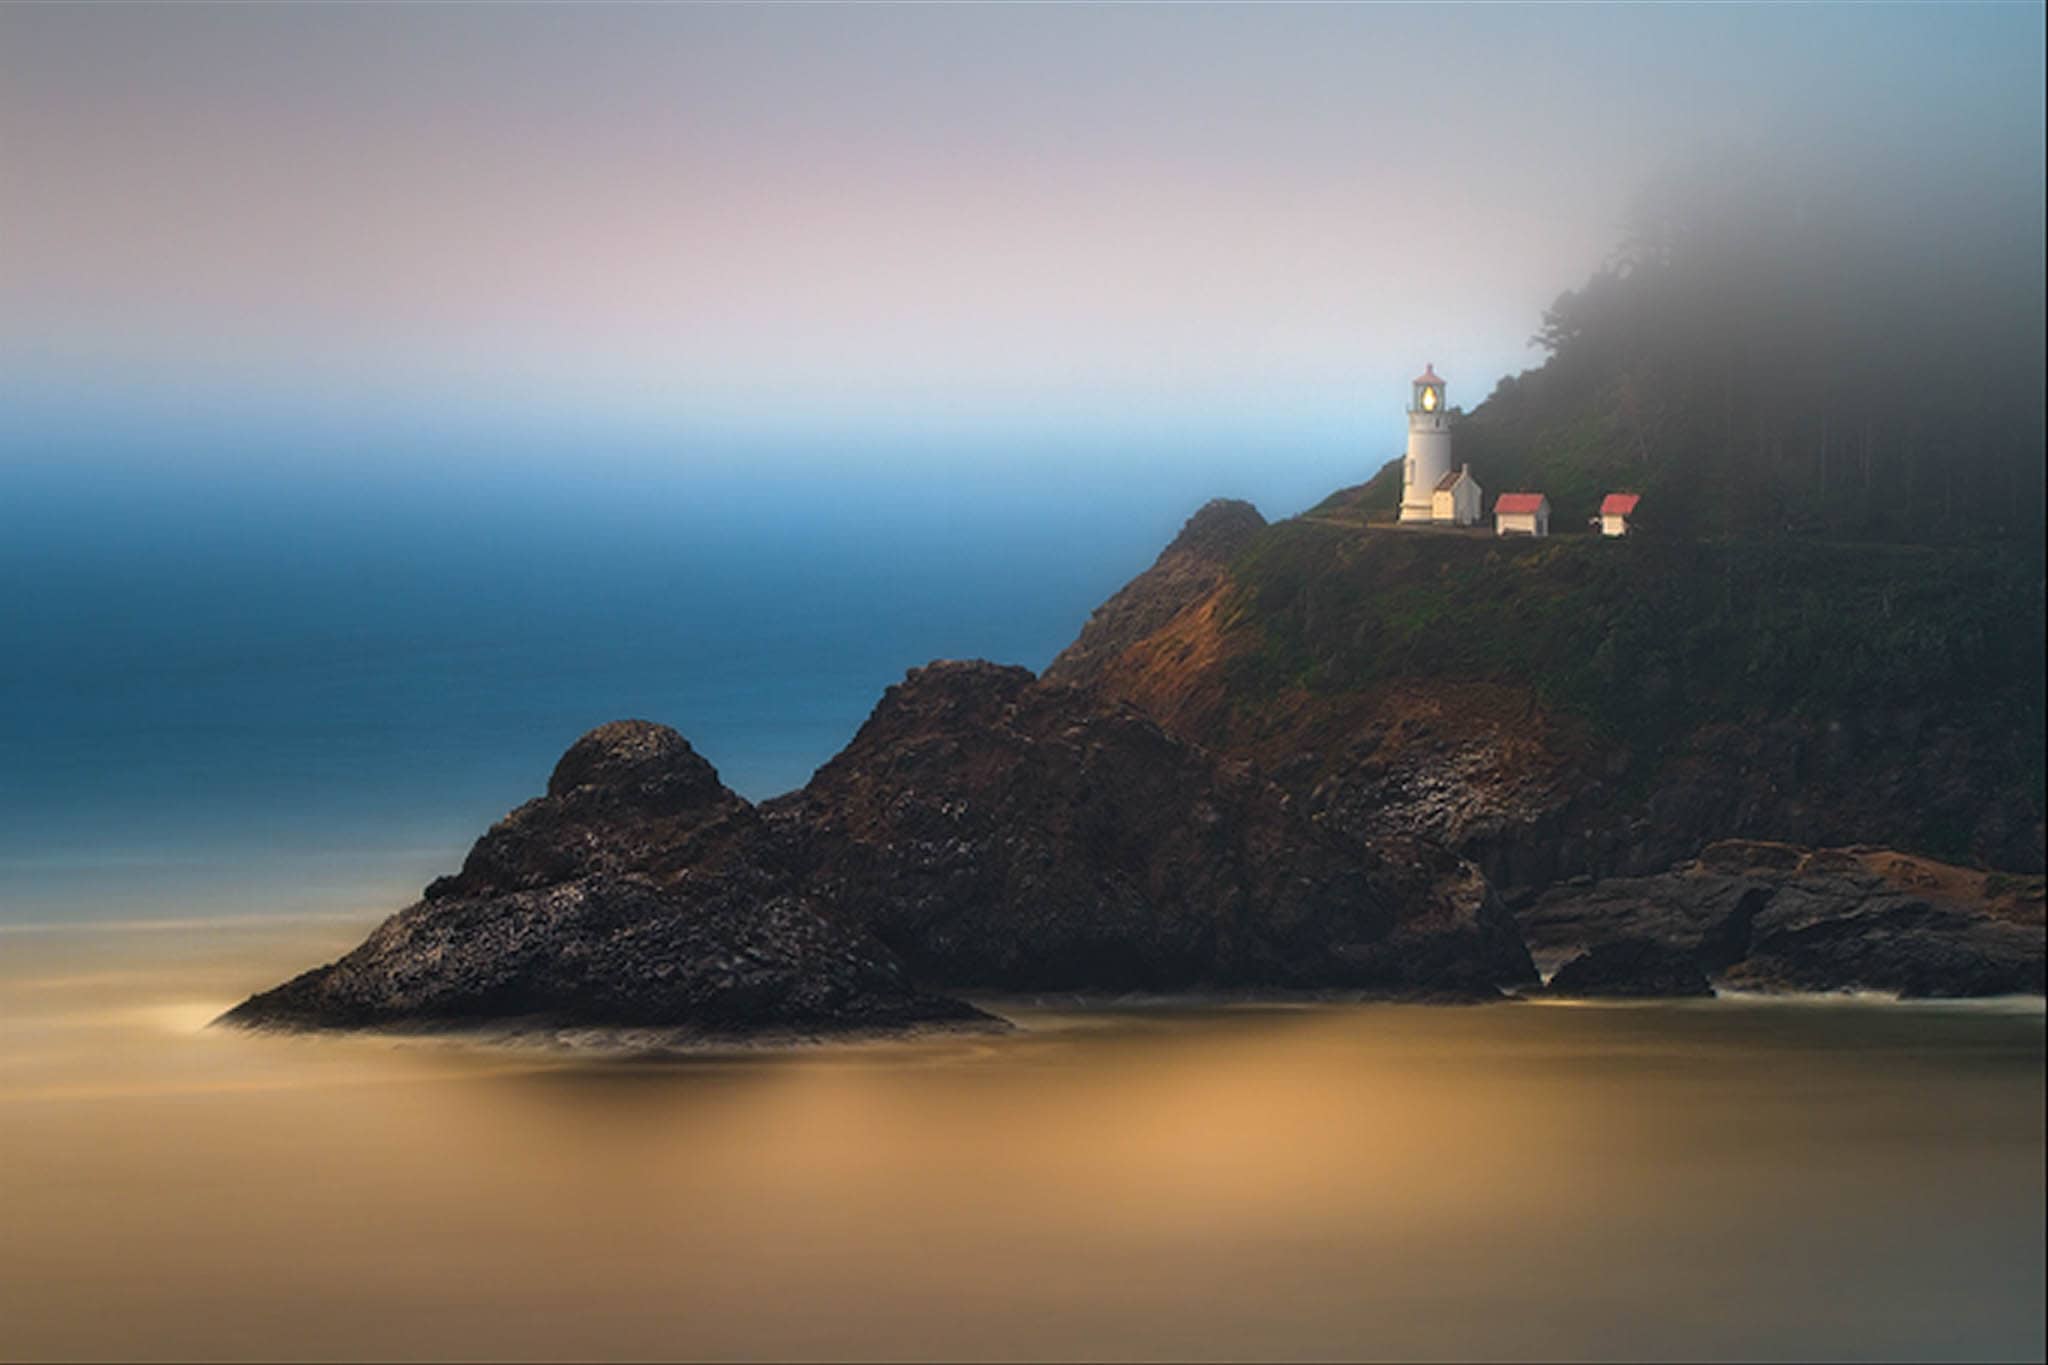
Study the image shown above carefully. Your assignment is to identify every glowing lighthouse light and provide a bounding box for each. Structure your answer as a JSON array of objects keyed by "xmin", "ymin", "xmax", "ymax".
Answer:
[{"xmin": 1398, "ymin": 363, "xmax": 1455, "ymax": 524}]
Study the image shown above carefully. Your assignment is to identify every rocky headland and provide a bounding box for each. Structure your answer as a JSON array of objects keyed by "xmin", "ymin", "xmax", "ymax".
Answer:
[
  {"xmin": 1047, "ymin": 500, "xmax": 2043, "ymax": 997},
  {"xmin": 224, "ymin": 657, "xmax": 1535, "ymax": 1036},
  {"xmin": 225, "ymin": 499, "xmax": 2044, "ymax": 1037}
]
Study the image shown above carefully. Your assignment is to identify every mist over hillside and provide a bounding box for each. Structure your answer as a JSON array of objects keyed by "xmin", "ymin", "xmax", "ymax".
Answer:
[{"xmin": 1350, "ymin": 146, "xmax": 2047, "ymax": 543}]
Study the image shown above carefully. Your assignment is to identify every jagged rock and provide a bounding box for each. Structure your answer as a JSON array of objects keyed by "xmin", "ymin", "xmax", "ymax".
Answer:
[
  {"xmin": 225, "ymin": 723, "xmax": 991, "ymax": 1037},
  {"xmin": 222, "ymin": 874, "xmax": 987, "ymax": 1035},
  {"xmin": 1723, "ymin": 851, "xmax": 2045, "ymax": 998},
  {"xmin": 1543, "ymin": 937, "xmax": 1713, "ymax": 998},
  {"xmin": 225, "ymin": 659, "xmax": 1538, "ymax": 1035},
  {"xmin": 773, "ymin": 661, "xmax": 1531, "ymax": 993}
]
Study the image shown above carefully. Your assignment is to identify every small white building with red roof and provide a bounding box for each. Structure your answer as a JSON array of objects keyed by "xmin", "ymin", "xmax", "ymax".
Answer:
[
  {"xmin": 1494, "ymin": 492, "xmax": 1550, "ymax": 537},
  {"xmin": 1599, "ymin": 492, "xmax": 1641, "ymax": 537}
]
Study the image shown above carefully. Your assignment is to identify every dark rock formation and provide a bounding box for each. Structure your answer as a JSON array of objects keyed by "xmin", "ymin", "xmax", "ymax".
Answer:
[
  {"xmin": 1723, "ymin": 847, "xmax": 2046, "ymax": 998},
  {"xmin": 1518, "ymin": 870, "xmax": 1770, "ymax": 976},
  {"xmin": 223, "ymin": 873, "xmax": 986, "ymax": 1035},
  {"xmin": 1542, "ymin": 937, "xmax": 1714, "ymax": 998},
  {"xmin": 224, "ymin": 721, "xmax": 992, "ymax": 1037},
  {"xmin": 424, "ymin": 720, "xmax": 750, "ymax": 900},
  {"xmin": 775, "ymin": 661, "xmax": 1534, "ymax": 994},
  {"xmin": 225, "ymin": 667, "xmax": 1538, "ymax": 1036},
  {"xmin": 1522, "ymin": 841, "xmax": 2044, "ymax": 998}
]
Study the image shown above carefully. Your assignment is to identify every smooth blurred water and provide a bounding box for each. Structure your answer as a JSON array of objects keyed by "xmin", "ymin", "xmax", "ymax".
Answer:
[
  {"xmin": 0, "ymin": 409, "xmax": 1368, "ymax": 926},
  {"xmin": 0, "ymin": 918, "xmax": 2041, "ymax": 1363}
]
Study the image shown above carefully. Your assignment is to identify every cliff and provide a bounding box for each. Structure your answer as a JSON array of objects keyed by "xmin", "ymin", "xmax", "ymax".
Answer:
[{"xmin": 1048, "ymin": 502, "xmax": 2046, "ymax": 887}]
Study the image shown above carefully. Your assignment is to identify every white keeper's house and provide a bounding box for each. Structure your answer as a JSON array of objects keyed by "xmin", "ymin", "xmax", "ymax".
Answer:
[{"xmin": 1432, "ymin": 465, "xmax": 1484, "ymax": 527}]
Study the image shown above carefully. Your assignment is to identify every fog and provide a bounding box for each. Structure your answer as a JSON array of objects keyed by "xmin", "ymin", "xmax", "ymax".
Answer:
[
  {"xmin": 1437, "ymin": 134, "xmax": 2048, "ymax": 540},
  {"xmin": 1, "ymin": 2, "xmax": 2040, "ymax": 457}
]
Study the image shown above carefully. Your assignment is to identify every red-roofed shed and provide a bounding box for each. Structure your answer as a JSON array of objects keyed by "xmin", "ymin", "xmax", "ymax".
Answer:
[
  {"xmin": 1494, "ymin": 492, "xmax": 1550, "ymax": 537},
  {"xmin": 1599, "ymin": 492, "xmax": 1641, "ymax": 536}
]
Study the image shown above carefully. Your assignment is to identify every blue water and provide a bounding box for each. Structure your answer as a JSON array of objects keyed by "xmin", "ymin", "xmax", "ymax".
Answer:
[{"xmin": 1, "ymin": 408, "xmax": 1369, "ymax": 925}]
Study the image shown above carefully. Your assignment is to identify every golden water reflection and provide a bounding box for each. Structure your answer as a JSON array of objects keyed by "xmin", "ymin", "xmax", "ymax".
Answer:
[{"xmin": 1, "ymin": 918, "xmax": 2041, "ymax": 1361}]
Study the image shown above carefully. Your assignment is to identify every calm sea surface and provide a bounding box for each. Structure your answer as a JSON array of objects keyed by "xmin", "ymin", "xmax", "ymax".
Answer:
[
  {"xmin": 1, "ymin": 433, "xmax": 1258, "ymax": 927},
  {"xmin": 0, "ymin": 918, "xmax": 2041, "ymax": 1362}
]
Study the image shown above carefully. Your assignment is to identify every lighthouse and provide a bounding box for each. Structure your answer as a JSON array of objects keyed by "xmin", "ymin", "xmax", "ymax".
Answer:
[{"xmin": 1398, "ymin": 363, "xmax": 1454, "ymax": 524}]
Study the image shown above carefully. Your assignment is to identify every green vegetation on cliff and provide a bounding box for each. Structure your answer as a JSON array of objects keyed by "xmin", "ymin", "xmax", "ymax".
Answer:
[
  {"xmin": 1222, "ymin": 522, "xmax": 2044, "ymax": 862},
  {"xmin": 1232, "ymin": 526, "xmax": 2039, "ymax": 731}
]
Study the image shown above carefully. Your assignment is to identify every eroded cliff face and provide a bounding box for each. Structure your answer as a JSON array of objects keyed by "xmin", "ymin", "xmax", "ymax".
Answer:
[{"xmin": 1042, "ymin": 496, "xmax": 1265, "ymax": 699}]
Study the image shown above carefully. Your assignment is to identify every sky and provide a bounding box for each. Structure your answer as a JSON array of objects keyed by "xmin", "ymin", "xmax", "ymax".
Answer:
[{"xmin": 2, "ymin": 2, "xmax": 2044, "ymax": 470}]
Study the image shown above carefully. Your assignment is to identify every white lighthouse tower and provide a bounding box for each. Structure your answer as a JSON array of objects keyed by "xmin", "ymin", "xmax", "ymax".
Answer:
[{"xmin": 1398, "ymin": 363, "xmax": 1454, "ymax": 524}]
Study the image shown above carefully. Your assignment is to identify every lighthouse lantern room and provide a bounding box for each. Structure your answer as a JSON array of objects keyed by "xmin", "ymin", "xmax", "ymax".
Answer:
[{"xmin": 1399, "ymin": 363, "xmax": 1454, "ymax": 524}]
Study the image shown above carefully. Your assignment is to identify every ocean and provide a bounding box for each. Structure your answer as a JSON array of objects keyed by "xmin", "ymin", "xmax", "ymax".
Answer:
[{"xmin": 1, "ymin": 415, "xmax": 1345, "ymax": 928}]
